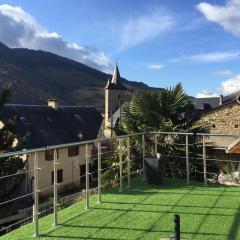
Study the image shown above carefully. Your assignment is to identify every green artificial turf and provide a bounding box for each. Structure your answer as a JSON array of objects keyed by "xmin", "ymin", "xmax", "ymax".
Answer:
[{"xmin": 1, "ymin": 176, "xmax": 240, "ymax": 240}]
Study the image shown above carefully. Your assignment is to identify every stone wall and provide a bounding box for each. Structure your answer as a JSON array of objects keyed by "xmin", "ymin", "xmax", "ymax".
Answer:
[{"xmin": 200, "ymin": 101, "xmax": 240, "ymax": 134}]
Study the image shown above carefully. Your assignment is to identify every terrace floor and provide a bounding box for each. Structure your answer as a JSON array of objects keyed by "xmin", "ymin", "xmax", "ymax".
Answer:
[{"xmin": 2, "ymin": 176, "xmax": 240, "ymax": 240}]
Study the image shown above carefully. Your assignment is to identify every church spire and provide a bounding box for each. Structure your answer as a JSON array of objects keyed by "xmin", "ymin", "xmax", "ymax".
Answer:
[
  {"xmin": 104, "ymin": 62, "xmax": 127, "ymax": 90},
  {"xmin": 111, "ymin": 62, "xmax": 121, "ymax": 85}
]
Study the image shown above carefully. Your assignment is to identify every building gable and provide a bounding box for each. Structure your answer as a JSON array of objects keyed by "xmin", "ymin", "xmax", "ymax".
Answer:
[{"xmin": 1, "ymin": 105, "xmax": 103, "ymax": 149}]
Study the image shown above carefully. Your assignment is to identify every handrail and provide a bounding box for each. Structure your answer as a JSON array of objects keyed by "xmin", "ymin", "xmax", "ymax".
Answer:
[
  {"xmin": 0, "ymin": 131, "xmax": 239, "ymax": 159},
  {"xmin": 0, "ymin": 132, "xmax": 143, "ymax": 159}
]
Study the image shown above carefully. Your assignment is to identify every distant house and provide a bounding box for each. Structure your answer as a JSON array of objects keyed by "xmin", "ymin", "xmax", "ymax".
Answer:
[
  {"xmin": 198, "ymin": 94, "xmax": 240, "ymax": 135},
  {"xmin": 196, "ymin": 93, "xmax": 240, "ymax": 166},
  {"xmin": 0, "ymin": 99, "xmax": 102, "ymax": 196}
]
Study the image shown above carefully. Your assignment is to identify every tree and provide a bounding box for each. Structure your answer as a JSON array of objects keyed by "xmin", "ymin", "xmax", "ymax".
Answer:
[
  {"xmin": 123, "ymin": 83, "xmax": 206, "ymax": 133},
  {"xmin": 121, "ymin": 83, "xmax": 209, "ymax": 179},
  {"xmin": 0, "ymin": 88, "xmax": 27, "ymax": 199}
]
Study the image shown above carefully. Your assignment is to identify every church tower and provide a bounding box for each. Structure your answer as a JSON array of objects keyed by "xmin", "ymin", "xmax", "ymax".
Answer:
[{"xmin": 104, "ymin": 63, "xmax": 127, "ymax": 137}]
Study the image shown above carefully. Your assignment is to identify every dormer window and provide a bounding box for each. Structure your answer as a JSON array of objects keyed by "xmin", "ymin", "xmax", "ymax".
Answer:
[
  {"xmin": 20, "ymin": 116, "xmax": 30, "ymax": 125},
  {"xmin": 74, "ymin": 114, "xmax": 83, "ymax": 122},
  {"xmin": 78, "ymin": 131, "xmax": 83, "ymax": 140},
  {"xmin": 46, "ymin": 117, "xmax": 53, "ymax": 122}
]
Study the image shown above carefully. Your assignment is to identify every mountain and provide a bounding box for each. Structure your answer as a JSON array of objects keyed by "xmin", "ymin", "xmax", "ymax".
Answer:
[{"xmin": 0, "ymin": 42, "xmax": 161, "ymax": 111}]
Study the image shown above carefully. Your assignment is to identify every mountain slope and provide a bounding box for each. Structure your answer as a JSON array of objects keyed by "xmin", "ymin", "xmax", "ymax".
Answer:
[{"xmin": 0, "ymin": 42, "xmax": 159, "ymax": 110}]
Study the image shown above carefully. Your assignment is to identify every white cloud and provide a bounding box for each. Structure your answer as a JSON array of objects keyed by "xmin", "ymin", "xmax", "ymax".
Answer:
[
  {"xmin": 196, "ymin": 90, "xmax": 219, "ymax": 98},
  {"xmin": 213, "ymin": 69, "xmax": 234, "ymax": 77},
  {"xmin": 196, "ymin": 73, "xmax": 240, "ymax": 97},
  {"xmin": 171, "ymin": 51, "xmax": 239, "ymax": 63},
  {"xmin": 221, "ymin": 74, "xmax": 240, "ymax": 94},
  {"xmin": 0, "ymin": 4, "xmax": 112, "ymax": 72},
  {"xmin": 119, "ymin": 8, "xmax": 174, "ymax": 50},
  {"xmin": 148, "ymin": 64, "xmax": 165, "ymax": 70},
  {"xmin": 197, "ymin": 0, "xmax": 240, "ymax": 37}
]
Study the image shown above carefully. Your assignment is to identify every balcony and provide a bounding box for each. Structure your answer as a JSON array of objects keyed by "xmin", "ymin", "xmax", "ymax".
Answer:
[{"xmin": 0, "ymin": 132, "xmax": 240, "ymax": 240}]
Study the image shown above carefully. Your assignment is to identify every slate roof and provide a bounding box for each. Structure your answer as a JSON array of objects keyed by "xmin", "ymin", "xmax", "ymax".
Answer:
[
  {"xmin": 105, "ymin": 81, "xmax": 127, "ymax": 90},
  {"xmin": 1, "ymin": 104, "xmax": 103, "ymax": 149},
  {"xmin": 192, "ymin": 90, "xmax": 240, "ymax": 111},
  {"xmin": 191, "ymin": 97, "xmax": 219, "ymax": 110}
]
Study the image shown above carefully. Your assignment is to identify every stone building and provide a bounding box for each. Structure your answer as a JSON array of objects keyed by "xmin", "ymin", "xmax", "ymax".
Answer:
[
  {"xmin": 196, "ymin": 93, "xmax": 240, "ymax": 165},
  {"xmin": 200, "ymin": 97, "xmax": 240, "ymax": 135}
]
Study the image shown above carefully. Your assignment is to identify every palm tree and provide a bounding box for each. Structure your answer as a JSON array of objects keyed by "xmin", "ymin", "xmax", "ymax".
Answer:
[
  {"xmin": 121, "ymin": 83, "xmax": 209, "ymax": 179},
  {"xmin": 122, "ymin": 83, "xmax": 206, "ymax": 133}
]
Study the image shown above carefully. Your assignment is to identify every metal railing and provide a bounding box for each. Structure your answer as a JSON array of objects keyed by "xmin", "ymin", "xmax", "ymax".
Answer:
[{"xmin": 0, "ymin": 131, "xmax": 240, "ymax": 237}]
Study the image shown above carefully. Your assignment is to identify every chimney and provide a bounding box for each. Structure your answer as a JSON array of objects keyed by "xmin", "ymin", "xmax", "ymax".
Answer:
[
  {"xmin": 48, "ymin": 99, "xmax": 59, "ymax": 109},
  {"xmin": 219, "ymin": 95, "xmax": 223, "ymax": 105}
]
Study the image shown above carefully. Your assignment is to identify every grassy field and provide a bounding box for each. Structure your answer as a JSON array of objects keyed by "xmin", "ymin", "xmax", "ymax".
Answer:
[{"xmin": 1, "ymin": 176, "xmax": 240, "ymax": 240}]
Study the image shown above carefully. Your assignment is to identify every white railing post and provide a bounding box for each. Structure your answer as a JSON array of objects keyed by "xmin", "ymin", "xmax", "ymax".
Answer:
[
  {"xmin": 185, "ymin": 135, "xmax": 190, "ymax": 184},
  {"xmin": 155, "ymin": 134, "xmax": 158, "ymax": 156},
  {"xmin": 142, "ymin": 134, "xmax": 145, "ymax": 179},
  {"xmin": 85, "ymin": 144, "xmax": 90, "ymax": 209},
  {"xmin": 202, "ymin": 135, "xmax": 207, "ymax": 186},
  {"xmin": 127, "ymin": 136, "xmax": 131, "ymax": 188},
  {"xmin": 97, "ymin": 141, "xmax": 102, "ymax": 204},
  {"xmin": 119, "ymin": 138, "xmax": 123, "ymax": 192},
  {"xmin": 32, "ymin": 205, "xmax": 35, "ymax": 223},
  {"xmin": 53, "ymin": 148, "xmax": 58, "ymax": 226},
  {"xmin": 33, "ymin": 152, "xmax": 39, "ymax": 238}
]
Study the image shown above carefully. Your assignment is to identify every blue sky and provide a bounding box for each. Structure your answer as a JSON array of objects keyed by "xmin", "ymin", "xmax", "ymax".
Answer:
[{"xmin": 0, "ymin": 0, "xmax": 240, "ymax": 97}]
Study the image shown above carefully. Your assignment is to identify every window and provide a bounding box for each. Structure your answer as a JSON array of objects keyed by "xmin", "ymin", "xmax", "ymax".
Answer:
[
  {"xmin": 46, "ymin": 117, "xmax": 53, "ymax": 123},
  {"xmin": 45, "ymin": 149, "xmax": 54, "ymax": 161},
  {"xmin": 80, "ymin": 164, "xmax": 86, "ymax": 186},
  {"xmin": 78, "ymin": 131, "xmax": 83, "ymax": 140},
  {"xmin": 68, "ymin": 146, "xmax": 79, "ymax": 157},
  {"xmin": 212, "ymin": 124, "xmax": 216, "ymax": 128},
  {"xmin": 20, "ymin": 116, "xmax": 31, "ymax": 125},
  {"xmin": 51, "ymin": 169, "xmax": 63, "ymax": 185},
  {"xmin": 74, "ymin": 114, "xmax": 83, "ymax": 122},
  {"xmin": 91, "ymin": 160, "xmax": 98, "ymax": 178},
  {"xmin": 45, "ymin": 149, "xmax": 59, "ymax": 161}
]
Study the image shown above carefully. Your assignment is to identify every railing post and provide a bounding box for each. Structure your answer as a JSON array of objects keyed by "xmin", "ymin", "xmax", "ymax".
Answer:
[
  {"xmin": 119, "ymin": 138, "xmax": 123, "ymax": 192},
  {"xmin": 127, "ymin": 136, "xmax": 131, "ymax": 188},
  {"xmin": 53, "ymin": 148, "xmax": 58, "ymax": 226},
  {"xmin": 202, "ymin": 135, "xmax": 207, "ymax": 186},
  {"xmin": 174, "ymin": 214, "xmax": 180, "ymax": 240},
  {"xmin": 85, "ymin": 144, "xmax": 90, "ymax": 209},
  {"xmin": 32, "ymin": 205, "xmax": 35, "ymax": 223},
  {"xmin": 33, "ymin": 152, "xmax": 39, "ymax": 238},
  {"xmin": 154, "ymin": 134, "xmax": 158, "ymax": 156},
  {"xmin": 185, "ymin": 135, "xmax": 190, "ymax": 184},
  {"xmin": 142, "ymin": 134, "xmax": 145, "ymax": 179},
  {"xmin": 97, "ymin": 141, "xmax": 102, "ymax": 204}
]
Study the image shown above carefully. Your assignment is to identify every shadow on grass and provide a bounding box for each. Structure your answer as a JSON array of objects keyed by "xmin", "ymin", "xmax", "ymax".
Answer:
[
  {"xmin": 228, "ymin": 205, "xmax": 240, "ymax": 240},
  {"xmin": 41, "ymin": 235, "xmax": 133, "ymax": 240},
  {"xmin": 42, "ymin": 192, "xmax": 154, "ymax": 239},
  {"xmin": 102, "ymin": 200, "xmax": 239, "ymax": 210},
  {"xmin": 94, "ymin": 206, "xmax": 235, "ymax": 217},
  {"xmin": 52, "ymin": 224, "xmax": 228, "ymax": 237},
  {"xmin": 39, "ymin": 177, "xmax": 239, "ymax": 240}
]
